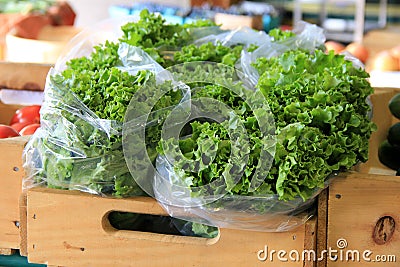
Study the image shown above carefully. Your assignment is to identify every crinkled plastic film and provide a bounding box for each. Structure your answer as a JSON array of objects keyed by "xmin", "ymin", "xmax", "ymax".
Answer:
[
  {"xmin": 238, "ymin": 21, "xmax": 326, "ymax": 87},
  {"xmin": 121, "ymin": 22, "xmax": 331, "ymax": 232},
  {"xmin": 22, "ymin": 15, "xmax": 166, "ymax": 197},
  {"xmin": 153, "ymin": 155, "xmax": 330, "ymax": 232},
  {"xmin": 194, "ymin": 26, "xmax": 271, "ymax": 48},
  {"xmin": 145, "ymin": 22, "xmax": 368, "ymax": 233}
]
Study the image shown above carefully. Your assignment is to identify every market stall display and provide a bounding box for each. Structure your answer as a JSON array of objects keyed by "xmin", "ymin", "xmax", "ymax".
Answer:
[
  {"xmin": 22, "ymin": 9, "xmax": 375, "ymax": 237},
  {"xmin": 0, "ymin": 5, "xmax": 392, "ymax": 266}
]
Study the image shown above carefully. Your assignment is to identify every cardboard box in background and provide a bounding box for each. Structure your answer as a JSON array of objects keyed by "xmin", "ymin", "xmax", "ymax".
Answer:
[
  {"xmin": 0, "ymin": 62, "xmax": 51, "ymax": 90},
  {"xmin": 214, "ymin": 13, "xmax": 263, "ymax": 30}
]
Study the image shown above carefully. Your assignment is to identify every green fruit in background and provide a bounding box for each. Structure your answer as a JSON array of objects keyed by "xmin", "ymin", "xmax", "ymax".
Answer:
[
  {"xmin": 388, "ymin": 122, "xmax": 400, "ymax": 147},
  {"xmin": 389, "ymin": 93, "xmax": 400, "ymax": 119},
  {"xmin": 378, "ymin": 140, "xmax": 400, "ymax": 171}
]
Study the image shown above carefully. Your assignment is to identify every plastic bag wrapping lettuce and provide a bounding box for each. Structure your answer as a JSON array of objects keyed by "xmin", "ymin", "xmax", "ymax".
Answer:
[
  {"xmin": 22, "ymin": 10, "xmax": 219, "ymax": 197},
  {"xmin": 122, "ymin": 19, "xmax": 375, "ymax": 233},
  {"xmin": 22, "ymin": 9, "xmax": 376, "ymax": 235},
  {"xmin": 22, "ymin": 45, "xmax": 159, "ymax": 196}
]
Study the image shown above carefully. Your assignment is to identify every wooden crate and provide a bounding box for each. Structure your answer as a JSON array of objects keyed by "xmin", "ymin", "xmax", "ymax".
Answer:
[
  {"xmin": 21, "ymin": 187, "xmax": 319, "ymax": 267},
  {"xmin": 0, "ymin": 62, "xmax": 50, "ymax": 255},
  {"xmin": 0, "ymin": 132, "xmax": 29, "ymax": 255},
  {"xmin": 324, "ymin": 88, "xmax": 400, "ymax": 267},
  {"xmin": 326, "ymin": 172, "xmax": 399, "ymax": 267},
  {"xmin": 0, "ymin": 105, "xmax": 29, "ymax": 255}
]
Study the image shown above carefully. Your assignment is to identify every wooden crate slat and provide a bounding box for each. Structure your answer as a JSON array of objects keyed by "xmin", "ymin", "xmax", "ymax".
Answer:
[
  {"xmin": 316, "ymin": 188, "xmax": 328, "ymax": 267},
  {"xmin": 0, "ymin": 62, "xmax": 49, "ymax": 254},
  {"xmin": 0, "ymin": 136, "xmax": 29, "ymax": 251},
  {"xmin": 327, "ymin": 172, "xmax": 400, "ymax": 267},
  {"xmin": 26, "ymin": 187, "xmax": 315, "ymax": 267}
]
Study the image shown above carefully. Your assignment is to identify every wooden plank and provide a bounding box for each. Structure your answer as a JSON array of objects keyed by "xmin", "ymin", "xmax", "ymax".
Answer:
[
  {"xmin": 0, "ymin": 102, "xmax": 23, "ymax": 125},
  {"xmin": 303, "ymin": 216, "xmax": 317, "ymax": 267},
  {"xmin": 19, "ymin": 192, "xmax": 28, "ymax": 257},
  {"xmin": 327, "ymin": 172, "xmax": 400, "ymax": 267},
  {"xmin": 0, "ymin": 248, "xmax": 15, "ymax": 255},
  {"xmin": 26, "ymin": 187, "xmax": 316, "ymax": 267},
  {"xmin": 0, "ymin": 136, "xmax": 30, "ymax": 250},
  {"xmin": 0, "ymin": 62, "xmax": 48, "ymax": 254},
  {"xmin": 0, "ymin": 62, "xmax": 51, "ymax": 90},
  {"xmin": 316, "ymin": 188, "xmax": 328, "ymax": 267}
]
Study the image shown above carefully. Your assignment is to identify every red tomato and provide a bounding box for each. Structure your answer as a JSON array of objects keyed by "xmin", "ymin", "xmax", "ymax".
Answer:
[
  {"xmin": 0, "ymin": 124, "xmax": 20, "ymax": 138},
  {"xmin": 10, "ymin": 121, "xmax": 31, "ymax": 132},
  {"xmin": 19, "ymin": 123, "xmax": 40, "ymax": 136},
  {"xmin": 10, "ymin": 105, "xmax": 41, "ymax": 125}
]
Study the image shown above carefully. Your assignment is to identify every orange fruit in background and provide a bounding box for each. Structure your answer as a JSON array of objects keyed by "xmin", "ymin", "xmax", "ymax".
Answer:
[
  {"xmin": 389, "ymin": 45, "xmax": 400, "ymax": 69},
  {"xmin": 324, "ymin": 41, "xmax": 345, "ymax": 54},
  {"xmin": 344, "ymin": 42, "xmax": 369, "ymax": 63},
  {"xmin": 370, "ymin": 51, "xmax": 399, "ymax": 71}
]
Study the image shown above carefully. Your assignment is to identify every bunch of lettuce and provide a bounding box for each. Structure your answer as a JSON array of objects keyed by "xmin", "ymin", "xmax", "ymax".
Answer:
[
  {"xmin": 157, "ymin": 49, "xmax": 375, "ymax": 202},
  {"xmin": 253, "ymin": 49, "xmax": 374, "ymax": 199},
  {"xmin": 25, "ymin": 10, "xmax": 218, "ymax": 197},
  {"xmin": 25, "ymin": 8, "xmax": 375, "ymax": 207}
]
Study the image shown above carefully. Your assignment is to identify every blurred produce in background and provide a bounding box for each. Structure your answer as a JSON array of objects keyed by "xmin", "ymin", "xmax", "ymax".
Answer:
[
  {"xmin": 0, "ymin": 0, "xmax": 76, "ymax": 62},
  {"xmin": 108, "ymin": 1, "xmax": 282, "ymax": 31}
]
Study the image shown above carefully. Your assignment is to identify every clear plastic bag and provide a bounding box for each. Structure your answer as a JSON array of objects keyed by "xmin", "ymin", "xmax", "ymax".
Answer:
[
  {"xmin": 153, "ymin": 154, "xmax": 326, "ymax": 232},
  {"xmin": 22, "ymin": 13, "xmax": 373, "ymax": 234},
  {"xmin": 121, "ymin": 60, "xmax": 331, "ymax": 232},
  {"xmin": 194, "ymin": 26, "xmax": 271, "ymax": 48},
  {"xmin": 22, "ymin": 13, "xmax": 227, "ymax": 197},
  {"xmin": 237, "ymin": 20, "xmax": 326, "ymax": 88},
  {"xmin": 22, "ymin": 15, "xmax": 163, "ymax": 197}
]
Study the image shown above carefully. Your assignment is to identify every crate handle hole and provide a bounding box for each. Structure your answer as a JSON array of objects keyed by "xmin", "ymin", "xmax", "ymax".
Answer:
[
  {"xmin": 103, "ymin": 211, "xmax": 220, "ymax": 244},
  {"xmin": 373, "ymin": 216, "xmax": 395, "ymax": 245}
]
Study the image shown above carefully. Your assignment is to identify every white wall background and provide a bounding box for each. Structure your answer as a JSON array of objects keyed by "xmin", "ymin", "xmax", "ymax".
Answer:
[{"xmin": 68, "ymin": 0, "xmax": 190, "ymax": 28}]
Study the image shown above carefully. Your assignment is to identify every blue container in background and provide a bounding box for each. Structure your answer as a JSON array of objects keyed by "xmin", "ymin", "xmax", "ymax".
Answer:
[
  {"xmin": 0, "ymin": 252, "xmax": 46, "ymax": 267},
  {"xmin": 108, "ymin": 5, "xmax": 131, "ymax": 18},
  {"xmin": 108, "ymin": 1, "xmax": 282, "ymax": 29}
]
